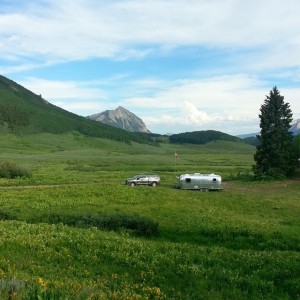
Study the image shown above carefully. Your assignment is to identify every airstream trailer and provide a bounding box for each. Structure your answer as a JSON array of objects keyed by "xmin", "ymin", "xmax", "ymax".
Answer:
[{"xmin": 177, "ymin": 173, "xmax": 223, "ymax": 191}]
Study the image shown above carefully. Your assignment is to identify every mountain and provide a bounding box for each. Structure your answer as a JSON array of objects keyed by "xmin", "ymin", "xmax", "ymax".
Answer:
[
  {"xmin": 237, "ymin": 133, "xmax": 258, "ymax": 139},
  {"xmin": 87, "ymin": 106, "xmax": 150, "ymax": 133},
  {"xmin": 0, "ymin": 75, "xmax": 149, "ymax": 143},
  {"xmin": 238, "ymin": 119, "xmax": 300, "ymax": 147},
  {"xmin": 290, "ymin": 119, "xmax": 300, "ymax": 135},
  {"xmin": 238, "ymin": 119, "xmax": 300, "ymax": 139}
]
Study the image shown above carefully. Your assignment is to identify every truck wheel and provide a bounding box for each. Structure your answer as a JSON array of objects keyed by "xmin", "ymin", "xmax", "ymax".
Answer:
[
  {"xmin": 151, "ymin": 182, "xmax": 157, "ymax": 187},
  {"xmin": 130, "ymin": 182, "xmax": 136, "ymax": 187}
]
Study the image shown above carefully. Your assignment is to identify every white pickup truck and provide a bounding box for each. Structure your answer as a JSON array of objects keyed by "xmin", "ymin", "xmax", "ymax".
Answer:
[{"xmin": 125, "ymin": 174, "xmax": 160, "ymax": 187}]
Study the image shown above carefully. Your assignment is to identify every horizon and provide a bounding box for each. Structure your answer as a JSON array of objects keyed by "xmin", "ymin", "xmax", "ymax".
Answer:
[{"xmin": 1, "ymin": 1, "xmax": 300, "ymax": 136}]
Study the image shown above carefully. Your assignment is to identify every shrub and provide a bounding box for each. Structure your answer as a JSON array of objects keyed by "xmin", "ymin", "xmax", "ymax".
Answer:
[
  {"xmin": 0, "ymin": 210, "xmax": 13, "ymax": 220},
  {"xmin": 39, "ymin": 213, "xmax": 159, "ymax": 237},
  {"xmin": 0, "ymin": 161, "xmax": 32, "ymax": 179},
  {"xmin": 253, "ymin": 167, "xmax": 286, "ymax": 181}
]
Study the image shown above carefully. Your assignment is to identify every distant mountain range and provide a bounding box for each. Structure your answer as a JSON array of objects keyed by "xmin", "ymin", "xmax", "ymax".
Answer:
[
  {"xmin": 87, "ymin": 106, "xmax": 150, "ymax": 133},
  {"xmin": 1, "ymin": 74, "xmax": 299, "ymax": 147},
  {"xmin": 88, "ymin": 105, "xmax": 300, "ymax": 138},
  {"xmin": 88, "ymin": 105, "xmax": 300, "ymax": 147},
  {"xmin": 237, "ymin": 119, "xmax": 300, "ymax": 139}
]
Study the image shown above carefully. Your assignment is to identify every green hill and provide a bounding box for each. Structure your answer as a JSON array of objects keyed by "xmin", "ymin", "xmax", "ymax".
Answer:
[
  {"xmin": 243, "ymin": 136, "xmax": 260, "ymax": 146},
  {"xmin": 169, "ymin": 129, "xmax": 243, "ymax": 144},
  {"xmin": 0, "ymin": 75, "xmax": 149, "ymax": 143}
]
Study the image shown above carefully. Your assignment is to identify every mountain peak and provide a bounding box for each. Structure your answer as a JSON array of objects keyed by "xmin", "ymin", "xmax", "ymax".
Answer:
[
  {"xmin": 116, "ymin": 106, "xmax": 127, "ymax": 111},
  {"xmin": 291, "ymin": 119, "xmax": 300, "ymax": 134},
  {"xmin": 87, "ymin": 107, "xmax": 150, "ymax": 133}
]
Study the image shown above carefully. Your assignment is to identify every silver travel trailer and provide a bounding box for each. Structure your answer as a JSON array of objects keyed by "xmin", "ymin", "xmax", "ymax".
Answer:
[{"xmin": 177, "ymin": 173, "xmax": 223, "ymax": 191}]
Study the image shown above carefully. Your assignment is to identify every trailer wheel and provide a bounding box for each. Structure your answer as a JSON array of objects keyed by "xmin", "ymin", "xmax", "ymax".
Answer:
[
  {"xmin": 130, "ymin": 182, "xmax": 136, "ymax": 187},
  {"xmin": 151, "ymin": 182, "xmax": 157, "ymax": 187}
]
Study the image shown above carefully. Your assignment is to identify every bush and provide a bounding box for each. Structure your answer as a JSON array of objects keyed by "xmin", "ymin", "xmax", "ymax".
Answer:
[
  {"xmin": 253, "ymin": 167, "xmax": 286, "ymax": 181},
  {"xmin": 0, "ymin": 161, "xmax": 32, "ymax": 179},
  {"xmin": 39, "ymin": 213, "xmax": 159, "ymax": 237},
  {"xmin": 0, "ymin": 210, "xmax": 13, "ymax": 220}
]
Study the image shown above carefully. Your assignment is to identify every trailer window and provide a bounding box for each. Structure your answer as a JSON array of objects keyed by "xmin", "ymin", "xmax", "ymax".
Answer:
[
  {"xmin": 213, "ymin": 178, "xmax": 217, "ymax": 182},
  {"xmin": 185, "ymin": 178, "xmax": 191, "ymax": 183}
]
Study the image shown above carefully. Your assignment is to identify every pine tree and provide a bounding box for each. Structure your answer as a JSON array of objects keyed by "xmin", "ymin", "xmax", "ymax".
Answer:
[{"xmin": 253, "ymin": 86, "xmax": 296, "ymax": 179}]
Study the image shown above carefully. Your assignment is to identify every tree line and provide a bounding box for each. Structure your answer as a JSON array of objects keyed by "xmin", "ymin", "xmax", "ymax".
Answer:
[
  {"xmin": 169, "ymin": 130, "xmax": 241, "ymax": 145},
  {"xmin": 0, "ymin": 104, "xmax": 29, "ymax": 127}
]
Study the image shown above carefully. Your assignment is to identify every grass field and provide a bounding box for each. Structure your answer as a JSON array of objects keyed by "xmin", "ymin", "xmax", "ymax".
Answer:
[{"xmin": 0, "ymin": 133, "xmax": 299, "ymax": 299}]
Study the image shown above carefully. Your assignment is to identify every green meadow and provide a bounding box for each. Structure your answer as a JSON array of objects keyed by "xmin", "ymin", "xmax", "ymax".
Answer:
[{"xmin": 0, "ymin": 133, "xmax": 299, "ymax": 299}]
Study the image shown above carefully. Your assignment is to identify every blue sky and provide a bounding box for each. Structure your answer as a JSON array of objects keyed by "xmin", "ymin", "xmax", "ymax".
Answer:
[{"xmin": 1, "ymin": 0, "xmax": 300, "ymax": 135}]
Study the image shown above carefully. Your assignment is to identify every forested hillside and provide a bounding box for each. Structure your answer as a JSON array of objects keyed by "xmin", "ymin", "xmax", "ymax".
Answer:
[
  {"xmin": 170, "ymin": 130, "xmax": 242, "ymax": 144},
  {"xmin": 0, "ymin": 75, "xmax": 149, "ymax": 143},
  {"xmin": 243, "ymin": 136, "xmax": 260, "ymax": 146}
]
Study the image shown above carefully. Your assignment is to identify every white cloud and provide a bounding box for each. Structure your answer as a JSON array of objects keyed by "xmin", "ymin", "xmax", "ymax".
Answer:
[
  {"xmin": 1, "ymin": 0, "xmax": 300, "ymax": 66},
  {"xmin": 19, "ymin": 77, "xmax": 107, "ymax": 100},
  {"xmin": 183, "ymin": 101, "xmax": 223, "ymax": 125},
  {"xmin": 18, "ymin": 77, "xmax": 109, "ymax": 115},
  {"xmin": 125, "ymin": 74, "xmax": 264, "ymax": 115},
  {"xmin": 53, "ymin": 101, "xmax": 104, "ymax": 115}
]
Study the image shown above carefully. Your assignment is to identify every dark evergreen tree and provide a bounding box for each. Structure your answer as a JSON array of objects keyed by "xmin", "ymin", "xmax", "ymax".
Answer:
[{"xmin": 253, "ymin": 86, "xmax": 296, "ymax": 179}]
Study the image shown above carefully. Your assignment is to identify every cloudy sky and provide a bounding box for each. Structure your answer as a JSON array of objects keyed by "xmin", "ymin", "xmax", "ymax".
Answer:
[{"xmin": 1, "ymin": 0, "xmax": 300, "ymax": 135}]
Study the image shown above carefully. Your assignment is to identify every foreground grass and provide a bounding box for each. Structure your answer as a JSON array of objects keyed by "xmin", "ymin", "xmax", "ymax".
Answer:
[
  {"xmin": 0, "ymin": 220, "xmax": 298, "ymax": 299},
  {"xmin": 0, "ymin": 182, "xmax": 299, "ymax": 299},
  {"xmin": 0, "ymin": 133, "xmax": 299, "ymax": 299}
]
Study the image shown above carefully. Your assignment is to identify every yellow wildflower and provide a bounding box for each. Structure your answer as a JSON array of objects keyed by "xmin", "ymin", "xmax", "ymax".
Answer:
[{"xmin": 38, "ymin": 277, "xmax": 47, "ymax": 288}]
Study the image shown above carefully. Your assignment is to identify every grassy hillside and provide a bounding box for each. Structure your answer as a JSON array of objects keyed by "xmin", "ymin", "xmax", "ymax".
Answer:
[
  {"xmin": 0, "ymin": 133, "xmax": 299, "ymax": 299},
  {"xmin": 0, "ymin": 75, "xmax": 149, "ymax": 143}
]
